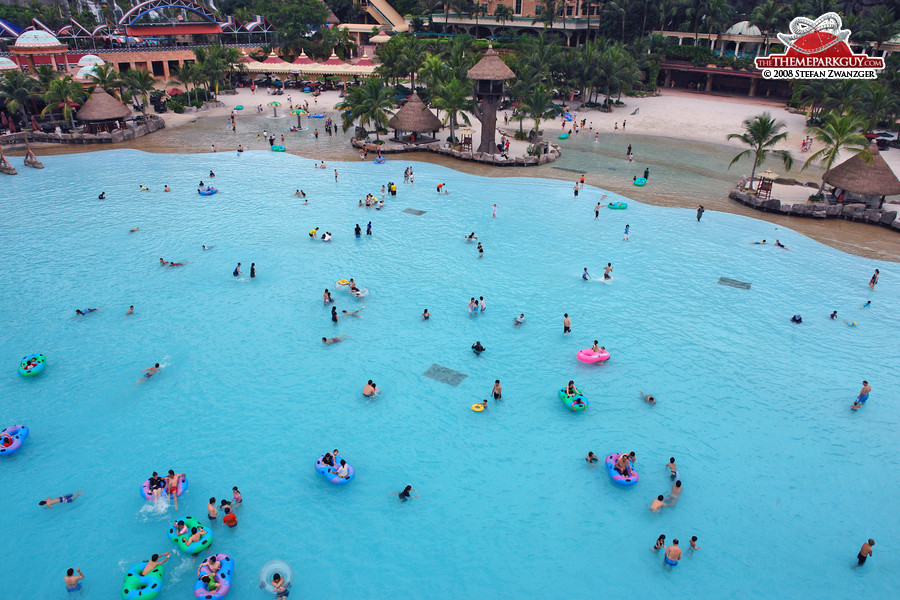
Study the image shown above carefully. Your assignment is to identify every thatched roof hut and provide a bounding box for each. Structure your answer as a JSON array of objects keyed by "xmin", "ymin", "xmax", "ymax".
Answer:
[
  {"xmin": 387, "ymin": 93, "xmax": 441, "ymax": 133},
  {"xmin": 824, "ymin": 142, "xmax": 900, "ymax": 197},
  {"xmin": 76, "ymin": 87, "xmax": 131, "ymax": 122},
  {"xmin": 467, "ymin": 45, "xmax": 514, "ymax": 81}
]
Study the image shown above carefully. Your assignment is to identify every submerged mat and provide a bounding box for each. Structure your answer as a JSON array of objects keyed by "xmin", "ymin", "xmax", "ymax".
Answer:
[
  {"xmin": 422, "ymin": 364, "xmax": 467, "ymax": 387},
  {"xmin": 403, "ymin": 208, "xmax": 427, "ymax": 215},
  {"xmin": 718, "ymin": 277, "xmax": 751, "ymax": 290}
]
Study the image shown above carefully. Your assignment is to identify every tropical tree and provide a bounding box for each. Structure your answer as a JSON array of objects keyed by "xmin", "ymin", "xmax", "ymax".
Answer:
[
  {"xmin": 533, "ymin": 0, "xmax": 562, "ymax": 29},
  {"xmin": 855, "ymin": 82, "xmax": 897, "ymax": 132},
  {"xmin": 41, "ymin": 75, "xmax": 86, "ymax": 129},
  {"xmin": 803, "ymin": 112, "xmax": 870, "ymax": 195},
  {"xmin": 417, "ymin": 0, "xmax": 443, "ymax": 28},
  {"xmin": 494, "ymin": 3, "xmax": 514, "ymax": 25},
  {"xmin": 750, "ymin": 0, "xmax": 789, "ymax": 54},
  {"xmin": 87, "ymin": 63, "xmax": 123, "ymax": 98},
  {"xmin": 168, "ymin": 63, "xmax": 198, "ymax": 104},
  {"xmin": 518, "ymin": 83, "xmax": 557, "ymax": 135},
  {"xmin": 375, "ymin": 40, "xmax": 405, "ymax": 85},
  {"xmin": 596, "ymin": 43, "xmax": 637, "ymax": 104},
  {"xmin": 703, "ymin": 0, "xmax": 737, "ymax": 50},
  {"xmin": 865, "ymin": 6, "xmax": 900, "ymax": 53},
  {"xmin": 432, "ymin": 77, "xmax": 471, "ymax": 143},
  {"xmin": 124, "ymin": 69, "xmax": 158, "ymax": 114},
  {"xmin": 33, "ymin": 65, "xmax": 58, "ymax": 92},
  {"xmin": 726, "ymin": 112, "xmax": 793, "ymax": 189},
  {"xmin": 399, "ymin": 36, "xmax": 426, "ymax": 89},
  {"xmin": 336, "ymin": 77, "xmax": 395, "ymax": 139},
  {"xmin": 603, "ymin": 0, "xmax": 627, "ymax": 41},
  {"xmin": 821, "ymin": 79, "xmax": 861, "ymax": 116},
  {"xmin": 0, "ymin": 70, "xmax": 39, "ymax": 124}
]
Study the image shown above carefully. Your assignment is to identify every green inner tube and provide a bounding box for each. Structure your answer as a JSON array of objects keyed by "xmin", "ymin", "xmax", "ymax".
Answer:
[
  {"xmin": 558, "ymin": 133, "xmax": 569, "ymax": 139},
  {"xmin": 608, "ymin": 203, "xmax": 628, "ymax": 209}
]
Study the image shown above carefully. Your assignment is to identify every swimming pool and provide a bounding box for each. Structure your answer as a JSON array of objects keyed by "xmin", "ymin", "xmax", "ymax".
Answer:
[{"xmin": 1, "ymin": 150, "xmax": 897, "ymax": 598}]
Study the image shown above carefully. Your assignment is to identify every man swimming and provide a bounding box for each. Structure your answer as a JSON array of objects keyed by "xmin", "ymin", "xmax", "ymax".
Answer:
[
  {"xmin": 666, "ymin": 480, "xmax": 683, "ymax": 504},
  {"xmin": 752, "ymin": 240, "xmax": 767, "ymax": 244},
  {"xmin": 421, "ymin": 308, "xmax": 430, "ymax": 319},
  {"xmin": 75, "ymin": 308, "xmax": 98, "ymax": 316},
  {"xmin": 514, "ymin": 314, "xmax": 525, "ymax": 327},
  {"xmin": 342, "ymin": 306, "xmax": 365, "ymax": 317},
  {"xmin": 138, "ymin": 363, "xmax": 160, "ymax": 384},
  {"xmin": 39, "ymin": 491, "xmax": 83, "ymax": 507},
  {"xmin": 641, "ymin": 391, "xmax": 656, "ymax": 404},
  {"xmin": 650, "ymin": 495, "xmax": 668, "ymax": 512},
  {"xmin": 585, "ymin": 451, "xmax": 599, "ymax": 465},
  {"xmin": 472, "ymin": 341, "xmax": 485, "ymax": 355},
  {"xmin": 141, "ymin": 553, "xmax": 170, "ymax": 576},
  {"xmin": 775, "ymin": 239, "xmax": 790, "ymax": 250},
  {"xmin": 582, "ymin": 268, "xmax": 591, "ymax": 280},
  {"xmin": 604, "ymin": 263, "xmax": 614, "ymax": 280},
  {"xmin": 322, "ymin": 335, "xmax": 348, "ymax": 344},
  {"xmin": 363, "ymin": 380, "xmax": 378, "ymax": 397},
  {"xmin": 851, "ymin": 380, "xmax": 871, "ymax": 410},
  {"xmin": 862, "ymin": 300, "xmax": 871, "ymax": 308}
]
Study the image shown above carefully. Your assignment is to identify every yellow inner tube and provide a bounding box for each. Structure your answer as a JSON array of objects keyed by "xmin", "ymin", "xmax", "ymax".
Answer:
[
  {"xmin": 471, "ymin": 404, "xmax": 484, "ymax": 412},
  {"xmin": 337, "ymin": 279, "xmax": 349, "ymax": 285}
]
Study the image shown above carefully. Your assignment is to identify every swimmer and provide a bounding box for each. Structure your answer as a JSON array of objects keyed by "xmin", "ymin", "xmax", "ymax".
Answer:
[
  {"xmin": 563, "ymin": 313, "xmax": 571, "ymax": 335},
  {"xmin": 271, "ymin": 573, "xmax": 289, "ymax": 598},
  {"xmin": 790, "ymin": 314, "xmax": 802, "ymax": 324},
  {"xmin": 199, "ymin": 181, "xmax": 204, "ymax": 187},
  {"xmin": 137, "ymin": 363, "xmax": 160, "ymax": 384},
  {"xmin": 422, "ymin": 308, "xmax": 430, "ymax": 320},
  {"xmin": 477, "ymin": 242, "xmax": 483, "ymax": 258},
  {"xmin": 126, "ymin": 305, "xmax": 134, "ymax": 315},
  {"xmin": 665, "ymin": 540, "xmax": 682, "ymax": 565},
  {"xmin": 331, "ymin": 306, "xmax": 338, "ymax": 323},
  {"xmin": 322, "ymin": 232, "xmax": 332, "ymax": 242},
  {"xmin": 492, "ymin": 379, "xmax": 502, "ymax": 400},
  {"xmin": 666, "ymin": 457, "xmax": 678, "ymax": 479},
  {"xmin": 851, "ymin": 380, "xmax": 871, "ymax": 410},
  {"xmin": 323, "ymin": 289, "xmax": 333, "ymax": 304},
  {"xmin": 333, "ymin": 459, "xmax": 350, "ymax": 479},
  {"xmin": 322, "ymin": 335, "xmax": 348, "ymax": 345},
  {"xmin": 666, "ymin": 480, "xmax": 682, "ymax": 504},
  {"xmin": 650, "ymin": 495, "xmax": 668, "ymax": 512},
  {"xmin": 165, "ymin": 470, "xmax": 185, "ymax": 509},
  {"xmin": 209, "ymin": 170, "xmax": 215, "ymax": 178},
  {"xmin": 472, "ymin": 341, "xmax": 485, "ymax": 355},
  {"xmin": 641, "ymin": 391, "xmax": 655, "ymax": 404},
  {"xmin": 869, "ymin": 269, "xmax": 879, "ymax": 289},
  {"xmin": 197, "ymin": 554, "xmax": 219, "ymax": 576},
  {"xmin": 164, "ymin": 185, "xmax": 170, "ymax": 192},
  {"xmin": 514, "ymin": 313, "xmax": 525, "ymax": 327},
  {"xmin": 775, "ymin": 239, "xmax": 790, "ymax": 250},
  {"xmin": 129, "ymin": 228, "xmax": 139, "ymax": 233},
  {"xmin": 232, "ymin": 486, "xmax": 242, "ymax": 505},
  {"xmin": 653, "ymin": 535, "xmax": 666, "ymax": 551},
  {"xmin": 585, "ymin": 451, "xmax": 599, "ymax": 465},
  {"xmin": 183, "ymin": 526, "xmax": 207, "ymax": 548},
  {"xmin": 141, "ymin": 553, "xmax": 171, "ymax": 576},
  {"xmin": 690, "ymin": 536, "xmax": 701, "ymax": 551},
  {"xmin": 857, "ymin": 539, "xmax": 875, "ymax": 566},
  {"xmin": 592, "ymin": 340, "xmax": 600, "ymax": 353},
  {"xmin": 233, "ymin": 263, "xmax": 241, "ymax": 277},
  {"xmin": 75, "ymin": 308, "xmax": 99, "ymax": 316},
  {"xmin": 202, "ymin": 245, "xmax": 214, "ymax": 250},
  {"xmin": 603, "ymin": 263, "xmax": 613, "ymax": 280},
  {"xmin": 64, "ymin": 568, "xmax": 84, "ymax": 592},
  {"xmin": 582, "ymin": 268, "xmax": 591, "ymax": 280},
  {"xmin": 465, "ymin": 232, "xmax": 477, "ymax": 241},
  {"xmin": 436, "ymin": 183, "xmax": 445, "ymax": 193},
  {"xmin": 342, "ymin": 306, "xmax": 365, "ymax": 317},
  {"xmin": 843, "ymin": 319, "xmax": 857, "ymax": 327},
  {"xmin": 39, "ymin": 491, "xmax": 82, "ymax": 507},
  {"xmin": 140, "ymin": 185, "xmax": 149, "ymax": 191},
  {"xmin": 862, "ymin": 301, "xmax": 871, "ymax": 308},
  {"xmin": 479, "ymin": 296, "xmax": 486, "ymax": 312},
  {"xmin": 615, "ymin": 452, "xmax": 635, "ymax": 476},
  {"xmin": 167, "ymin": 261, "xmax": 185, "ymax": 267},
  {"xmin": 159, "ymin": 258, "xmax": 169, "ymax": 266},
  {"xmin": 830, "ymin": 310, "xmax": 837, "ymax": 319},
  {"xmin": 363, "ymin": 380, "xmax": 379, "ymax": 397},
  {"xmin": 309, "ymin": 227, "xmax": 319, "ymax": 238},
  {"xmin": 751, "ymin": 239, "xmax": 767, "ymax": 244},
  {"xmin": 398, "ymin": 485, "xmax": 418, "ymax": 501},
  {"xmin": 98, "ymin": 192, "xmax": 106, "ymax": 199},
  {"xmin": 250, "ymin": 263, "xmax": 256, "ymax": 278}
]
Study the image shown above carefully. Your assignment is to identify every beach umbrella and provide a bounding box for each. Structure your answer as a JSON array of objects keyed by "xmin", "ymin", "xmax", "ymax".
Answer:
[
  {"xmin": 167, "ymin": 88, "xmax": 183, "ymax": 97},
  {"xmin": 876, "ymin": 132, "xmax": 893, "ymax": 138},
  {"xmin": 758, "ymin": 169, "xmax": 778, "ymax": 180},
  {"xmin": 291, "ymin": 108, "xmax": 307, "ymax": 128},
  {"xmin": 268, "ymin": 101, "xmax": 281, "ymax": 117},
  {"xmin": 863, "ymin": 132, "xmax": 879, "ymax": 140}
]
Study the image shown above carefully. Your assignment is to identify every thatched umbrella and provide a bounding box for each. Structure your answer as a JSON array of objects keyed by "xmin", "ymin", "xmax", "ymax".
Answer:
[
  {"xmin": 291, "ymin": 107, "xmax": 308, "ymax": 128},
  {"xmin": 387, "ymin": 93, "xmax": 441, "ymax": 140},
  {"xmin": 76, "ymin": 87, "xmax": 131, "ymax": 130},
  {"xmin": 267, "ymin": 101, "xmax": 281, "ymax": 117},
  {"xmin": 823, "ymin": 142, "xmax": 900, "ymax": 200}
]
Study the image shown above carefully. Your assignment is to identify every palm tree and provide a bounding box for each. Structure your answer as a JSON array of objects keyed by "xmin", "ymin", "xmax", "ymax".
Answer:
[
  {"xmin": 41, "ymin": 75, "xmax": 86, "ymax": 129},
  {"xmin": 375, "ymin": 41, "xmax": 404, "ymax": 85},
  {"xmin": 596, "ymin": 43, "xmax": 637, "ymax": 105},
  {"xmin": 124, "ymin": 69, "xmax": 158, "ymax": 114},
  {"xmin": 494, "ymin": 3, "xmax": 514, "ymax": 25},
  {"xmin": 855, "ymin": 82, "xmax": 897, "ymax": 132},
  {"xmin": 703, "ymin": 0, "xmax": 736, "ymax": 51},
  {"xmin": 865, "ymin": 6, "xmax": 900, "ymax": 53},
  {"xmin": 821, "ymin": 80, "xmax": 861, "ymax": 116},
  {"xmin": 0, "ymin": 71, "xmax": 39, "ymax": 124},
  {"xmin": 168, "ymin": 63, "xmax": 196, "ymax": 104},
  {"xmin": 399, "ymin": 36, "xmax": 426, "ymax": 90},
  {"xmin": 803, "ymin": 112, "xmax": 870, "ymax": 195},
  {"xmin": 88, "ymin": 63, "xmax": 123, "ymax": 98},
  {"xmin": 533, "ymin": 0, "xmax": 562, "ymax": 29},
  {"xmin": 726, "ymin": 112, "xmax": 793, "ymax": 190},
  {"xmin": 432, "ymin": 78, "xmax": 471, "ymax": 144},
  {"xmin": 336, "ymin": 77, "xmax": 395, "ymax": 139},
  {"xmin": 518, "ymin": 83, "xmax": 556, "ymax": 136},
  {"xmin": 750, "ymin": 0, "xmax": 789, "ymax": 54},
  {"xmin": 418, "ymin": 0, "xmax": 443, "ymax": 29},
  {"xmin": 604, "ymin": 0, "xmax": 627, "ymax": 41}
]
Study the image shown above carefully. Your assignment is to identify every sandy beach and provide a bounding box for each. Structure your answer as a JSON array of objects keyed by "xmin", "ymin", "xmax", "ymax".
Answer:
[{"xmin": 6, "ymin": 86, "xmax": 898, "ymax": 261}]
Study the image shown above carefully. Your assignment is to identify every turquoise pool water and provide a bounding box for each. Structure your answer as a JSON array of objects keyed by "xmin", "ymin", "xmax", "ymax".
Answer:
[{"xmin": 1, "ymin": 150, "xmax": 897, "ymax": 599}]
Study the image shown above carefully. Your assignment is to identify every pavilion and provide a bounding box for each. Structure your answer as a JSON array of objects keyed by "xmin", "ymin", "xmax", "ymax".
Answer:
[
  {"xmin": 76, "ymin": 87, "xmax": 132, "ymax": 133},
  {"xmin": 387, "ymin": 93, "xmax": 441, "ymax": 143},
  {"xmin": 823, "ymin": 142, "xmax": 900, "ymax": 208},
  {"xmin": 10, "ymin": 30, "xmax": 69, "ymax": 73}
]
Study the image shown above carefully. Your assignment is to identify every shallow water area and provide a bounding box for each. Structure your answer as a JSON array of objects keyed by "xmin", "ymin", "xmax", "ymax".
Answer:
[{"xmin": 1, "ymin": 150, "xmax": 898, "ymax": 599}]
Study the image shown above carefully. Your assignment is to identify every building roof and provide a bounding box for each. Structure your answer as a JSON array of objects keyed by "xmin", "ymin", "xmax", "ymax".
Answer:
[
  {"xmin": 322, "ymin": 51, "xmax": 347, "ymax": 66},
  {"xmin": 467, "ymin": 45, "xmax": 514, "ymax": 81},
  {"xmin": 0, "ymin": 57, "xmax": 18, "ymax": 71},
  {"xmin": 77, "ymin": 54, "xmax": 105, "ymax": 67},
  {"xmin": 823, "ymin": 142, "xmax": 900, "ymax": 196},
  {"xmin": 262, "ymin": 51, "xmax": 287, "ymax": 64},
  {"xmin": 13, "ymin": 29, "xmax": 67, "ymax": 52},
  {"xmin": 387, "ymin": 93, "xmax": 441, "ymax": 132},
  {"xmin": 369, "ymin": 33, "xmax": 392, "ymax": 43},
  {"xmin": 292, "ymin": 50, "xmax": 316, "ymax": 65},
  {"xmin": 353, "ymin": 51, "xmax": 375, "ymax": 66},
  {"xmin": 725, "ymin": 21, "xmax": 761, "ymax": 36},
  {"xmin": 76, "ymin": 87, "xmax": 132, "ymax": 121},
  {"xmin": 74, "ymin": 65, "xmax": 99, "ymax": 81}
]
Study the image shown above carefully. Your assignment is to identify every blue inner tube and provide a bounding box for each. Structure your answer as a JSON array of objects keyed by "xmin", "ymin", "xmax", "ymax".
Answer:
[
  {"xmin": 311, "ymin": 114, "xmax": 325, "ymax": 118},
  {"xmin": 0, "ymin": 424, "xmax": 29, "ymax": 456},
  {"xmin": 271, "ymin": 145, "xmax": 285, "ymax": 152},
  {"xmin": 374, "ymin": 157, "xmax": 385, "ymax": 164},
  {"xmin": 198, "ymin": 189, "xmax": 218, "ymax": 196},
  {"xmin": 315, "ymin": 455, "xmax": 355, "ymax": 484},
  {"xmin": 634, "ymin": 177, "xmax": 647, "ymax": 186}
]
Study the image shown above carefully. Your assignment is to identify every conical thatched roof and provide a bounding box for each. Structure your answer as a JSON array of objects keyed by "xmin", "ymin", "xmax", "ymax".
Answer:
[
  {"xmin": 76, "ymin": 87, "xmax": 131, "ymax": 122},
  {"xmin": 823, "ymin": 142, "xmax": 900, "ymax": 196},
  {"xmin": 387, "ymin": 93, "xmax": 441, "ymax": 133},
  {"xmin": 467, "ymin": 45, "xmax": 514, "ymax": 81}
]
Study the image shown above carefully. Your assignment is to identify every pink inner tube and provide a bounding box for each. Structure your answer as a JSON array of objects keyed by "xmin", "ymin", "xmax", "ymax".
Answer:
[
  {"xmin": 605, "ymin": 453, "xmax": 640, "ymax": 484},
  {"xmin": 576, "ymin": 349, "xmax": 610, "ymax": 363}
]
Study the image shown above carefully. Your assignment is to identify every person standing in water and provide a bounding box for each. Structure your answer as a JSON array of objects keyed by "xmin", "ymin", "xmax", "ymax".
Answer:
[
  {"xmin": 563, "ymin": 313, "xmax": 571, "ymax": 335},
  {"xmin": 852, "ymin": 380, "xmax": 871, "ymax": 410},
  {"xmin": 604, "ymin": 263, "xmax": 614, "ymax": 280},
  {"xmin": 250, "ymin": 263, "xmax": 256, "ymax": 279},
  {"xmin": 869, "ymin": 269, "xmax": 879, "ymax": 289},
  {"xmin": 233, "ymin": 263, "xmax": 241, "ymax": 277},
  {"xmin": 697, "ymin": 205, "xmax": 705, "ymax": 221},
  {"xmin": 857, "ymin": 539, "xmax": 875, "ymax": 567},
  {"xmin": 398, "ymin": 485, "xmax": 418, "ymax": 501},
  {"xmin": 64, "ymin": 568, "xmax": 85, "ymax": 592}
]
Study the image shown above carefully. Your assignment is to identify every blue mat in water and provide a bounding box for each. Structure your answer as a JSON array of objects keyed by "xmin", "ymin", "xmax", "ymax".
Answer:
[
  {"xmin": 718, "ymin": 277, "xmax": 751, "ymax": 290},
  {"xmin": 403, "ymin": 208, "xmax": 427, "ymax": 215},
  {"xmin": 422, "ymin": 364, "xmax": 467, "ymax": 386}
]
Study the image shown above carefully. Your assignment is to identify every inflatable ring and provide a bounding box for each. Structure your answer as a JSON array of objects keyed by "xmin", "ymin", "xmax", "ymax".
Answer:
[
  {"xmin": 576, "ymin": 348, "xmax": 610, "ymax": 363},
  {"xmin": 198, "ymin": 189, "xmax": 218, "ymax": 196},
  {"xmin": 234, "ymin": 105, "xmax": 243, "ymax": 110},
  {"xmin": 0, "ymin": 424, "xmax": 29, "ymax": 456},
  {"xmin": 374, "ymin": 157, "xmax": 385, "ymax": 164},
  {"xmin": 122, "ymin": 561, "xmax": 165, "ymax": 600},
  {"xmin": 336, "ymin": 279, "xmax": 349, "ymax": 286},
  {"xmin": 559, "ymin": 388, "xmax": 588, "ymax": 411},
  {"xmin": 258, "ymin": 559, "xmax": 293, "ymax": 594},
  {"xmin": 633, "ymin": 178, "xmax": 646, "ymax": 186},
  {"xmin": 605, "ymin": 453, "xmax": 639, "ymax": 486},
  {"xmin": 271, "ymin": 145, "xmax": 285, "ymax": 152},
  {"xmin": 18, "ymin": 353, "xmax": 46, "ymax": 377},
  {"xmin": 168, "ymin": 516, "xmax": 214, "ymax": 554},
  {"xmin": 141, "ymin": 475, "xmax": 187, "ymax": 501},
  {"xmin": 608, "ymin": 202, "xmax": 627, "ymax": 209},
  {"xmin": 471, "ymin": 404, "xmax": 484, "ymax": 412},
  {"xmin": 315, "ymin": 454, "xmax": 354, "ymax": 484},
  {"xmin": 194, "ymin": 554, "xmax": 234, "ymax": 599},
  {"xmin": 311, "ymin": 113, "xmax": 325, "ymax": 118},
  {"xmin": 558, "ymin": 133, "xmax": 569, "ymax": 139}
]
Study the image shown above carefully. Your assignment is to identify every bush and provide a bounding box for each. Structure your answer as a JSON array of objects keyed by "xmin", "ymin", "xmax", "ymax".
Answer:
[
  {"xmin": 168, "ymin": 99, "xmax": 185, "ymax": 113},
  {"xmin": 808, "ymin": 193, "xmax": 825, "ymax": 202},
  {"xmin": 513, "ymin": 130, "xmax": 527, "ymax": 140},
  {"xmin": 190, "ymin": 99, "xmax": 203, "ymax": 109}
]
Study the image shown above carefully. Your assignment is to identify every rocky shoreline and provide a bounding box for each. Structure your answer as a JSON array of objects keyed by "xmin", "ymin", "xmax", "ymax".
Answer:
[{"xmin": 350, "ymin": 138, "xmax": 561, "ymax": 167}]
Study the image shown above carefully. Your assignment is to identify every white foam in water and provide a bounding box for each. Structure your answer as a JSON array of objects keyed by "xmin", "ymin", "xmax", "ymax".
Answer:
[{"xmin": 138, "ymin": 496, "xmax": 171, "ymax": 522}]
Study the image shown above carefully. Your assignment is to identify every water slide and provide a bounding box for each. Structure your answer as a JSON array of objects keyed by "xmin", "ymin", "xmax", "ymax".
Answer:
[{"xmin": 365, "ymin": 0, "xmax": 408, "ymax": 33}]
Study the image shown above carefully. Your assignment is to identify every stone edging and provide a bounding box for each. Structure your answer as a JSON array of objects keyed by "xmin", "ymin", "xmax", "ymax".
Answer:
[
  {"xmin": 0, "ymin": 115, "xmax": 166, "ymax": 146},
  {"xmin": 350, "ymin": 138, "xmax": 561, "ymax": 167},
  {"xmin": 729, "ymin": 178, "xmax": 900, "ymax": 233}
]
